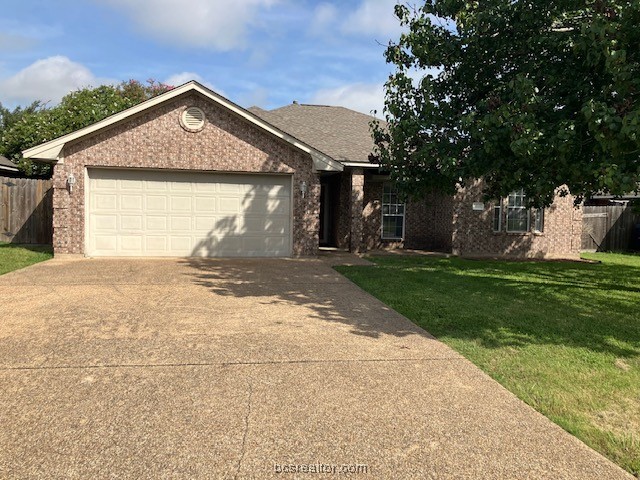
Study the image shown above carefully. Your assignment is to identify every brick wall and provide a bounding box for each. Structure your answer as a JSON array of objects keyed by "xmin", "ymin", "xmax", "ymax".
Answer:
[
  {"xmin": 405, "ymin": 192, "xmax": 454, "ymax": 251},
  {"xmin": 362, "ymin": 179, "xmax": 453, "ymax": 251},
  {"xmin": 52, "ymin": 92, "xmax": 319, "ymax": 256},
  {"xmin": 357, "ymin": 176, "xmax": 580, "ymax": 258},
  {"xmin": 451, "ymin": 179, "xmax": 582, "ymax": 259}
]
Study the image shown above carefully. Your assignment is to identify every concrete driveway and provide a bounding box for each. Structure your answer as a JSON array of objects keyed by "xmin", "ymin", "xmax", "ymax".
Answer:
[{"xmin": 0, "ymin": 258, "xmax": 631, "ymax": 479}]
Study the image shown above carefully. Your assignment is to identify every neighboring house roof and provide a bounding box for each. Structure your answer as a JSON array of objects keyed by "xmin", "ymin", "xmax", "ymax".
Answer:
[
  {"xmin": 0, "ymin": 155, "xmax": 19, "ymax": 172},
  {"xmin": 22, "ymin": 81, "xmax": 342, "ymax": 172},
  {"xmin": 249, "ymin": 103, "xmax": 384, "ymax": 166}
]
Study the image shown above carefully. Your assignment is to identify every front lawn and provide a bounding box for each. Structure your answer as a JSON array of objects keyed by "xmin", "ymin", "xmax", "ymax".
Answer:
[
  {"xmin": 0, "ymin": 243, "xmax": 53, "ymax": 276},
  {"xmin": 336, "ymin": 252, "xmax": 640, "ymax": 475}
]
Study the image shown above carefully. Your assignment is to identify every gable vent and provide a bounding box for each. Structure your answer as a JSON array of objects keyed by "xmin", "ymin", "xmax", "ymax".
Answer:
[{"xmin": 180, "ymin": 106, "xmax": 205, "ymax": 131}]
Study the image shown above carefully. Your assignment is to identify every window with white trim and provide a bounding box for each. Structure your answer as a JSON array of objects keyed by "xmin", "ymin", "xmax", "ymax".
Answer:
[
  {"xmin": 506, "ymin": 189, "xmax": 530, "ymax": 232},
  {"xmin": 533, "ymin": 208, "xmax": 544, "ymax": 232},
  {"xmin": 493, "ymin": 202, "xmax": 502, "ymax": 232},
  {"xmin": 494, "ymin": 190, "xmax": 545, "ymax": 233},
  {"xmin": 382, "ymin": 182, "xmax": 405, "ymax": 239}
]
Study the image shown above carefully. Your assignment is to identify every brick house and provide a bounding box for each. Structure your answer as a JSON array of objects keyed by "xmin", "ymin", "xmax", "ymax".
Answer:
[{"xmin": 23, "ymin": 81, "xmax": 581, "ymax": 259}]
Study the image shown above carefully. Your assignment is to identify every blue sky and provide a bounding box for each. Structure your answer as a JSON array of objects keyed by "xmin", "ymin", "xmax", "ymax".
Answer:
[{"xmin": 0, "ymin": 0, "xmax": 406, "ymax": 115}]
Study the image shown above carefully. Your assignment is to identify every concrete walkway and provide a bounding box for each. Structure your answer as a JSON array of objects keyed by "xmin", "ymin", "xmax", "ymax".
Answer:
[{"xmin": 0, "ymin": 258, "xmax": 631, "ymax": 479}]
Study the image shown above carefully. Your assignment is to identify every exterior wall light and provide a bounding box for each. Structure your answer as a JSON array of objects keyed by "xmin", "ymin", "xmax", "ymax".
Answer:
[
  {"xmin": 300, "ymin": 181, "xmax": 307, "ymax": 198},
  {"xmin": 67, "ymin": 173, "xmax": 76, "ymax": 193}
]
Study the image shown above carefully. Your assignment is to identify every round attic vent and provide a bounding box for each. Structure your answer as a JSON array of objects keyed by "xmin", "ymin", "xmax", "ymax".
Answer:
[{"xmin": 180, "ymin": 106, "xmax": 205, "ymax": 132}]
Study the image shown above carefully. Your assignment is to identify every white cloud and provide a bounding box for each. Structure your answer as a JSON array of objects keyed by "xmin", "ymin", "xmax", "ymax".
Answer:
[
  {"xmin": 310, "ymin": 82, "xmax": 385, "ymax": 116},
  {"xmin": 163, "ymin": 72, "xmax": 222, "ymax": 94},
  {"xmin": 310, "ymin": 3, "xmax": 339, "ymax": 36},
  {"xmin": 341, "ymin": 0, "xmax": 403, "ymax": 39},
  {"xmin": 0, "ymin": 56, "xmax": 112, "ymax": 105},
  {"xmin": 310, "ymin": 1, "xmax": 402, "ymax": 39},
  {"xmin": 101, "ymin": 0, "xmax": 280, "ymax": 51}
]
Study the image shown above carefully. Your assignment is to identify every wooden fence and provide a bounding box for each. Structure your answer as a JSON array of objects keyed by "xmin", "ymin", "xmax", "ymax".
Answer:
[
  {"xmin": 0, "ymin": 176, "xmax": 53, "ymax": 244},
  {"xmin": 582, "ymin": 205, "xmax": 640, "ymax": 251}
]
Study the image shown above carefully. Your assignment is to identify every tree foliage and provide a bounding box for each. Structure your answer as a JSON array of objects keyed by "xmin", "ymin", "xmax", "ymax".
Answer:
[
  {"xmin": 0, "ymin": 80, "xmax": 172, "ymax": 176},
  {"xmin": 372, "ymin": 0, "xmax": 640, "ymax": 206}
]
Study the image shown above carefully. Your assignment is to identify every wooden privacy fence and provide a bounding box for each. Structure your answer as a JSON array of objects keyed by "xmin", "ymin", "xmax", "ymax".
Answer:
[
  {"xmin": 582, "ymin": 205, "xmax": 640, "ymax": 251},
  {"xmin": 0, "ymin": 176, "xmax": 53, "ymax": 244}
]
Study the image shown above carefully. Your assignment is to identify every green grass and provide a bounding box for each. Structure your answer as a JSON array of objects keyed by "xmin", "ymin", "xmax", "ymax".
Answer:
[
  {"xmin": 0, "ymin": 243, "xmax": 53, "ymax": 275},
  {"xmin": 336, "ymin": 252, "xmax": 640, "ymax": 475}
]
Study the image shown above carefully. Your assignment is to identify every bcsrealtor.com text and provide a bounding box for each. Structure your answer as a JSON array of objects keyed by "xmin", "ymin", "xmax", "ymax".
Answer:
[{"xmin": 274, "ymin": 463, "xmax": 368, "ymax": 475}]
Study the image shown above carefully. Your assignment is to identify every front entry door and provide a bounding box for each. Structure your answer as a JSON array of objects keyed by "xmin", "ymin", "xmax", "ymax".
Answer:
[{"xmin": 319, "ymin": 182, "xmax": 331, "ymax": 246}]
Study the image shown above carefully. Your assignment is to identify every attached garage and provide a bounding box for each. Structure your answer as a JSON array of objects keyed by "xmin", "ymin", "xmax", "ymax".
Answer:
[
  {"xmin": 87, "ymin": 169, "xmax": 292, "ymax": 257},
  {"xmin": 22, "ymin": 81, "xmax": 343, "ymax": 258}
]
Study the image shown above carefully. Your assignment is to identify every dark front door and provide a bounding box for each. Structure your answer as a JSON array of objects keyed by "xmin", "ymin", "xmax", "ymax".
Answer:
[{"xmin": 319, "ymin": 180, "xmax": 335, "ymax": 247}]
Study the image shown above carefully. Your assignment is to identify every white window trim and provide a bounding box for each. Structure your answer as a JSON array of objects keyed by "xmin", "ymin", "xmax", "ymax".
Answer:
[
  {"xmin": 533, "ymin": 208, "xmax": 545, "ymax": 233},
  {"xmin": 381, "ymin": 182, "xmax": 405, "ymax": 240},
  {"xmin": 493, "ymin": 202, "xmax": 502, "ymax": 232}
]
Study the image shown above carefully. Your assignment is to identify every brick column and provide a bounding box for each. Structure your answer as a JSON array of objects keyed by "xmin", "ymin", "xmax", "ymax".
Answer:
[{"xmin": 350, "ymin": 168, "xmax": 364, "ymax": 253}]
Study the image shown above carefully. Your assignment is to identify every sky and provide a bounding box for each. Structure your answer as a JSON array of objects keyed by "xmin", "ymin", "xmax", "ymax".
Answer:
[{"xmin": 0, "ymin": 0, "xmax": 407, "ymax": 115}]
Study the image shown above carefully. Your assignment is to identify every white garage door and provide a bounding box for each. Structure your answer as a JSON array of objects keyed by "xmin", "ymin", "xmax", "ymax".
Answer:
[{"xmin": 87, "ymin": 169, "xmax": 292, "ymax": 257}]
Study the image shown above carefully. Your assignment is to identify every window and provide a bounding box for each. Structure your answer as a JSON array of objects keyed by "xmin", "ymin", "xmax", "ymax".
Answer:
[
  {"xmin": 506, "ymin": 189, "xmax": 530, "ymax": 232},
  {"xmin": 533, "ymin": 208, "xmax": 544, "ymax": 232},
  {"xmin": 382, "ymin": 183, "xmax": 405, "ymax": 239},
  {"xmin": 495, "ymin": 190, "xmax": 545, "ymax": 233},
  {"xmin": 493, "ymin": 203, "xmax": 502, "ymax": 232}
]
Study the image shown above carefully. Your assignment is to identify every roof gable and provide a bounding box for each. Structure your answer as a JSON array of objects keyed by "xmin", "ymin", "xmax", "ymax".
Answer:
[{"xmin": 22, "ymin": 81, "xmax": 342, "ymax": 172}]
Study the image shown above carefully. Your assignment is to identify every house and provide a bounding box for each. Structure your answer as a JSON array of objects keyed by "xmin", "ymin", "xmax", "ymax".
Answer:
[
  {"xmin": 0, "ymin": 156, "xmax": 20, "ymax": 175},
  {"xmin": 22, "ymin": 81, "xmax": 582, "ymax": 259}
]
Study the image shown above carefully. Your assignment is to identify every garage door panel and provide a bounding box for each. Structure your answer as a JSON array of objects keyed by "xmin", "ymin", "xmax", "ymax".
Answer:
[
  {"xmin": 95, "ymin": 194, "xmax": 117, "ymax": 210},
  {"xmin": 170, "ymin": 236, "xmax": 192, "ymax": 252},
  {"xmin": 217, "ymin": 197, "xmax": 241, "ymax": 213},
  {"xmin": 219, "ymin": 183, "xmax": 242, "ymax": 194},
  {"xmin": 145, "ymin": 216, "xmax": 167, "ymax": 231},
  {"xmin": 145, "ymin": 236, "xmax": 167, "ymax": 252},
  {"xmin": 243, "ymin": 216, "xmax": 288, "ymax": 235},
  {"xmin": 194, "ymin": 197, "xmax": 216, "ymax": 212},
  {"xmin": 146, "ymin": 181, "xmax": 168, "ymax": 192},
  {"xmin": 94, "ymin": 214, "xmax": 117, "ymax": 231},
  {"xmin": 170, "ymin": 182, "xmax": 192, "ymax": 192},
  {"xmin": 170, "ymin": 196, "xmax": 192, "ymax": 212},
  {"xmin": 171, "ymin": 216, "xmax": 192, "ymax": 230},
  {"xmin": 249, "ymin": 184, "xmax": 288, "ymax": 197},
  {"xmin": 87, "ymin": 169, "xmax": 291, "ymax": 257},
  {"xmin": 244, "ymin": 198, "xmax": 289, "ymax": 215},
  {"xmin": 121, "ymin": 215, "xmax": 143, "ymax": 230},
  {"xmin": 265, "ymin": 236, "xmax": 287, "ymax": 252},
  {"xmin": 146, "ymin": 196, "xmax": 167, "ymax": 211},
  {"xmin": 194, "ymin": 182, "xmax": 217, "ymax": 192},
  {"xmin": 121, "ymin": 195, "xmax": 143, "ymax": 210},
  {"xmin": 194, "ymin": 216, "xmax": 217, "ymax": 231},
  {"xmin": 94, "ymin": 236, "xmax": 117, "ymax": 252},
  {"xmin": 120, "ymin": 236, "xmax": 143, "ymax": 251},
  {"xmin": 121, "ymin": 179, "xmax": 143, "ymax": 190},
  {"xmin": 93, "ymin": 178, "xmax": 116, "ymax": 190}
]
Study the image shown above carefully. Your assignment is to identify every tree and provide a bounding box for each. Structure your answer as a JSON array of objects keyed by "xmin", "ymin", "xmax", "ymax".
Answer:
[
  {"xmin": 372, "ymin": 1, "xmax": 640, "ymax": 206},
  {"xmin": 0, "ymin": 79, "xmax": 173, "ymax": 176}
]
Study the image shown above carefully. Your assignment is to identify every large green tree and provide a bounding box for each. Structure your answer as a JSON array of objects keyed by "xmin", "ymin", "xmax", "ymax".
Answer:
[
  {"xmin": 373, "ymin": 0, "xmax": 640, "ymax": 206},
  {"xmin": 0, "ymin": 80, "xmax": 172, "ymax": 176}
]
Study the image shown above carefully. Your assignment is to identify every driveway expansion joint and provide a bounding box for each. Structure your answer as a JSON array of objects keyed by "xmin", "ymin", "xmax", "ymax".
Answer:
[
  {"xmin": 234, "ymin": 382, "xmax": 253, "ymax": 480},
  {"xmin": 0, "ymin": 357, "xmax": 465, "ymax": 372}
]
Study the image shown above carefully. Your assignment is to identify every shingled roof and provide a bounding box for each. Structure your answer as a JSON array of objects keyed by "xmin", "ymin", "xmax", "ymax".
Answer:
[
  {"xmin": 248, "ymin": 103, "xmax": 383, "ymax": 165},
  {"xmin": 0, "ymin": 155, "xmax": 19, "ymax": 172}
]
